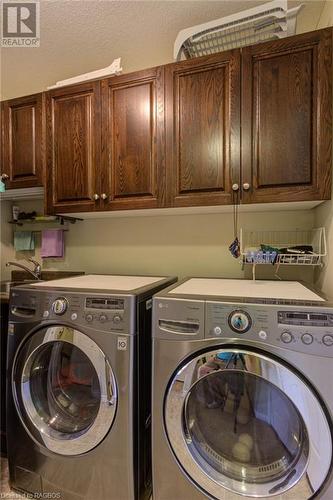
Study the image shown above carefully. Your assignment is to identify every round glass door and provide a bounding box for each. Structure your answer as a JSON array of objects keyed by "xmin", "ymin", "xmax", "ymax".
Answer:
[
  {"xmin": 13, "ymin": 326, "xmax": 117, "ymax": 455},
  {"xmin": 165, "ymin": 349, "xmax": 332, "ymax": 498},
  {"xmin": 184, "ymin": 369, "xmax": 308, "ymax": 485},
  {"xmin": 26, "ymin": 342, "xmax": 101, "ymax": 434}
]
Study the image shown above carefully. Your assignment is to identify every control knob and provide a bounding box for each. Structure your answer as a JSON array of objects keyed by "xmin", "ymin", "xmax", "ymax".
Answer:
[
  {"xmin": 113, "ymin": 315, "xmax": 122, "ymax": 324},
  {"xmin": 52, "ymin": 298, "xmax": 68, "ymax": 315},
  {"xmin": 213, "ymin": 326, "xmax": 222, "ymax": 336},
  {"xmin": 85, "ymin": 314, "xmax": 93, "ymax": 323},
  {"xmin": 228, "ymin": 311, "xmax": 251, "ymax": 333}
]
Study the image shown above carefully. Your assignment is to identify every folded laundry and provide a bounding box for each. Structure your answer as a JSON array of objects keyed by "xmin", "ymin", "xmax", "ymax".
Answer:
[{"xmin": 41, "ymin": 229, "xmax": 64, "ymax": 258}]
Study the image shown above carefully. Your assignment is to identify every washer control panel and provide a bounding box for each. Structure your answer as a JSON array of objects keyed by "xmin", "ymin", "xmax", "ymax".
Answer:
[{"xmin": 206, "ymin": 301, "xmax": 333, "ymax": 357}]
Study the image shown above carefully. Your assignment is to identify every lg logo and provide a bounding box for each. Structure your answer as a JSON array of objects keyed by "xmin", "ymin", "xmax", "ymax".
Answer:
[{"xmin": 1, "ymin": 1, "xmax": 40, "ymax": 46}]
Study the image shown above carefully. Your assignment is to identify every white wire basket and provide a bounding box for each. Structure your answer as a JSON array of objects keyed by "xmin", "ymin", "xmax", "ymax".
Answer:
[
  {"xmin": 240, "ymin": 228, "xmax": 327, "ymax": 266},
  {"xmin": 174, "ymin": 0, "xmax": 303, "ymax": 60}
]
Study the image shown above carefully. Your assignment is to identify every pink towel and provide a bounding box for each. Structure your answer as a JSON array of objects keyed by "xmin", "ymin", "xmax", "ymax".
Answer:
[{"xmin": 41, "ymin": 230, "xmax": 64, "ymax": 258}]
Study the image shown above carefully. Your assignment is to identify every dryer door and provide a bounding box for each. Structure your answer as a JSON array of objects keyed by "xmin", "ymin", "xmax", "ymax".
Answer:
[
  {"xmin": 164, "ymin": 348, "xmax": 332, "ymax": 498},
  {"xmin": 13, "ymin": 325, "xmax": 117, "ymax": 455}
]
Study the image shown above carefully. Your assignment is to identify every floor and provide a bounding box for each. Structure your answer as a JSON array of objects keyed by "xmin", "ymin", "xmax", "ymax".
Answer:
[{"xmin": 1, "ymin": 457, "xmax": 25, "ymax": 499}]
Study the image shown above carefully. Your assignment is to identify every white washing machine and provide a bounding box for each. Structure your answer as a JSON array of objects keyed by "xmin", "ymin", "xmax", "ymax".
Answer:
[
  {"xmin": 7, "ymin": 274, "xmax": 176, "ymax": 500},
  {"xmin": 152, "ymin": 278, "xmax": 333, "ymax": 499}
]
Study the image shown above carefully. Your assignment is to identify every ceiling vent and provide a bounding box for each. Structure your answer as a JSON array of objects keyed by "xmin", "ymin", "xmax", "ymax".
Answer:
[{"xmin": 174, "ymin": 0, "xmax": 304, "ymax": 60}]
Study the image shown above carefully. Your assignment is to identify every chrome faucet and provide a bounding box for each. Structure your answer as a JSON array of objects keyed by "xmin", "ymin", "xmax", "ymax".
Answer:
[{"xmin": 6, "ymin": 258, "xmax": 42, "ymax": 280}]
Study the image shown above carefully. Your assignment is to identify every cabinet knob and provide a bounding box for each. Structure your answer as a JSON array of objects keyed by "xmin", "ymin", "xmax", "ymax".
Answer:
[
  {"xmin": 232, "ymin": 183, "xmax": 239, "ymax": 191},
  {"xmin": 243, "ymin": 183, "xmax": 250, "ymax": 191},
  {"xmin": 93, "ymin": 193, "xmax": 100, "ymax": 201},
  {"xmin": 101, "ymin": 193, "xmax": 108, "ymax": 200}
]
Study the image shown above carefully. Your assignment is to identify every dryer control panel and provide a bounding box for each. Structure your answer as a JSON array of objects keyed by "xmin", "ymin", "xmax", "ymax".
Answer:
[{"xmin": 206, "ymin": 301, "xmax": 333, "ymax": 357}]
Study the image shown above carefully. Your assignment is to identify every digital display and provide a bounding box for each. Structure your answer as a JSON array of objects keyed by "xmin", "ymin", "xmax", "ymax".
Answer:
[
  {"xmin": 279, "ymin": 311, "xmax": 333, "ymax": 326},
  {"xmin": 309, "ymin": 314, "xmax": 328, "ymax": 321},
  {"xmin": 86, "ymin": 297, "xmax": 124, "ymax": 310},
  {"xmin": 286, "ymin": 313, "xmax": 308, "ymax": 320}
]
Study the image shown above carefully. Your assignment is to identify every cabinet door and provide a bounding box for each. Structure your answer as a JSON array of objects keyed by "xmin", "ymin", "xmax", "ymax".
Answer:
[
  {"xmin": 242, "ymin": 28, "xmax": 332, "ymax": 204},
  {"xmin": 166, "ymin": 50, "xmax": 241, "ymax": 207},
  {"xmin": 101, "ymin": 67, "xmax": 165, "ymax": 210},
  {"xmin": 46, "ymin": 81, "xmax": 101, "ymax": 213},
  {"xmin": 2, "ymin": 93, "xmax": 44, "ymax": 189}
]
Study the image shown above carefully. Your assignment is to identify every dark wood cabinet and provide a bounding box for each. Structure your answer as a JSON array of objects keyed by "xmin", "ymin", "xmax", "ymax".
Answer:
[
  {"xmin": 2, "ymin": 93, "xmax": 45, "ymax": 189},
  {"xmin": 165, "ymin": 51, "xmax": 241, "ymax": 207},
  {"xmin": 101, "ymin": 67, "xmax": 165, "ymax": 210},
  {"xmin": 35, "ymin": 27, "xmax": 333, "ymax": 213},
  {"xmin": 241, "ymin": 28, "xmax": 332, "ymax": 204},
  {"xmin": 46, "ymin": 81, "xmax": 101, "ymax": 213}
]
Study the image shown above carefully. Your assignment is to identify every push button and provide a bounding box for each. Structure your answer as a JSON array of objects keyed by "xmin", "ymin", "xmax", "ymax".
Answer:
[
  {"xmin": 258, "ymin": 330, "xmax": 267, "ymax": 340},
  {"xmin": 301, "ymin": 333, "xmax": 313, "ymax": 345},
  {"xmin": 281, "ymin": 331, "xmax": 293, "ymax": 343},
  {"xmin": 323, "ymin": 335, "xmax": 333, "ymax": 346}
]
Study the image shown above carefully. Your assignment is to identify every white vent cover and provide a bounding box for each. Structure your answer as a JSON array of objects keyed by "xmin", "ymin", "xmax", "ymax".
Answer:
[{"xmin": 174, "ymin": 0, "xmax": 304, "ymax": 60}]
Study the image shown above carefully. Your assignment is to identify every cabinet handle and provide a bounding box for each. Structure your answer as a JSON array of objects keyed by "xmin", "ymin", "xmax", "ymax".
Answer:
[
  {"xmin": 92, "ymin": 193, "xmax": 100, "ymax": 201},
  {"xmin": 243, "ymin": 183, "xmax": 250, "ymax": 191},
  {"xmin": 232, "ymin": 183, "xmax": 239, "ymax": 191},
  {"xmin": 101, "ymin": 193, "xmax": 108, "ymax": 200}
]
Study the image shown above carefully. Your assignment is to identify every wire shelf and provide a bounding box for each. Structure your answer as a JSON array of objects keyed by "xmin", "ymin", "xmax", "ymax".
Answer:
[{"xmin": 240, "ymin": 228, "xmax": 327, "ymax": 266}]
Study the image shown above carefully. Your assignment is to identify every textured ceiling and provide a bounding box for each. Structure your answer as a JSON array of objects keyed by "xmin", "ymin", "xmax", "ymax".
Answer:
[{"xmin": 0, "ymin": 0, "xmax": 325, "ymax": 100}]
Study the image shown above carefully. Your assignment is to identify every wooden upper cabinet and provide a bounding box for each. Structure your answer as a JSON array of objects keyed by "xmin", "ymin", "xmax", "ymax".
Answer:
[
  {"xmin": 2, "ymin": 93, "xmax": 44, "ymax": 189},
  {"xmin": 165, "ymin": 50, "xmax": 241, "ymax": 207},
  {"xmin": 101, "ymin": 67, "xmax": 165, "ymax": 210},
  {"xmin": 241, "ymin": 28, "xmax": 332, "ymax": 203},
  {"xmin": 46, "ymin": 81, "xmax": 101, "ymax": 213}
]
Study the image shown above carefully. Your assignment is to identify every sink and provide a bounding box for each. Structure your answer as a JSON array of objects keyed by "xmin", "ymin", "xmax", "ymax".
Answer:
[{"xmin": 0, "ymin": 280, "xmax": 38, "ymax": 294}]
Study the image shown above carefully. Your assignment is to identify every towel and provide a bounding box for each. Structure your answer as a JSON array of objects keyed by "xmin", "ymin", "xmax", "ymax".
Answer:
[
  {"xmin": 14, "ymin": 231, "xmax": 35, "ymax": 251},
  {"xmin": 41, "ymin": 229, "xmax": 64, "ymax": 258}
]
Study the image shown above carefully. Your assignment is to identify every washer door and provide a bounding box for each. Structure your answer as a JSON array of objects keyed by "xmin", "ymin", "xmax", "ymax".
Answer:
[
  {"xmin": 13, "ymin": 325, "xmax": 117, "ymax": 455},
  {"xmin": 164, "ymin": 348, "xmax": 332, "ymax": 498}
]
